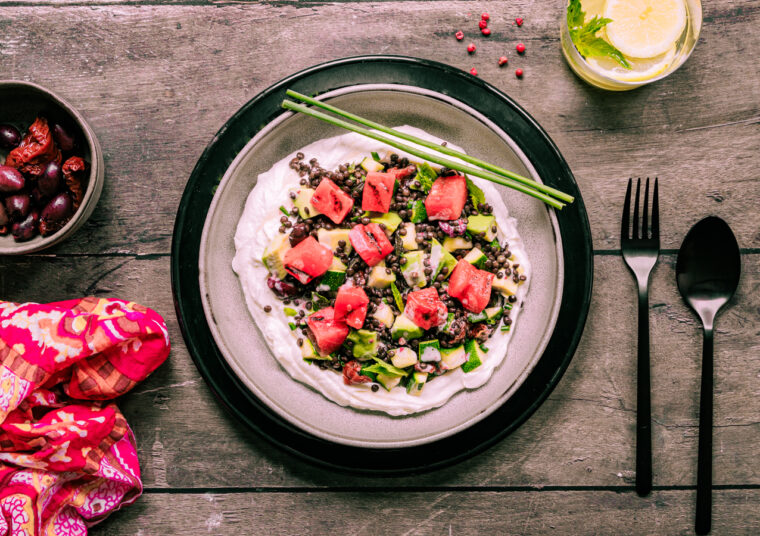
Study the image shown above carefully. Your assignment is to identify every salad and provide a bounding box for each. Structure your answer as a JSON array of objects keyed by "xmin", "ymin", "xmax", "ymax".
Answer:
[{"xmin": 255, "ymin": 141, "xmax": 528, "ymax": 399}]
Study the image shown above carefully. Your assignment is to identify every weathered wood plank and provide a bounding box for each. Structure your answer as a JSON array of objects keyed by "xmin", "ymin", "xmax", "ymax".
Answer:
[
  {"xmin": 0, "ymin": 253, "xmax": 757, "ymax": 488},
  {"xmin": 0, "ymin": 1, "xmax": 756, "ymax": 254},
  {"xmin": 92, "ymin": 489, "xmax": 760, "ymax": 535}
]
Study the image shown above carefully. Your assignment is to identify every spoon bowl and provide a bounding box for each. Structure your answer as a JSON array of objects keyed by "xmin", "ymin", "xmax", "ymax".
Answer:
[{"xmin": 676, "ymin": 216, "xmax": 741, "ymax": 535}]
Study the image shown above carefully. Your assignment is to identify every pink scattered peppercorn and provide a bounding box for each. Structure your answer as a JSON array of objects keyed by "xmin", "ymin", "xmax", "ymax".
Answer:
[
  {"xmin": 481, "ymin": 12, "xmax": 490, "ymax": 21},
  {"xmin": 478, "ymin": 19, "xmax": 488, "ymax": 30},
  {"xmin": 470, "ymin": 68, "xmax": 478, "ymax": 76},
  {"xmin": 515, "ymin": 17, "xmax": 524, "ymax": 27},
  {"xmin": 498, "ymin": 56, "xmax": 508, "ymax": 66},
  {"xmin": 515, "ymin": 68, "xmax": 524, "ymax": 78},
  {"xmin": 467, "ymin": 43, "xmax": 476, "ymax": 54},
  {"xmin": 481, "ymin": 27, "xmax": 491, "ymax": 36},
  {"xmin": 516, "ymin": 43, "xmax": 526, "ymax": 54},
  {"xmin": 455, "ymin": 30, "xmax": 464, "ymax": 40}
]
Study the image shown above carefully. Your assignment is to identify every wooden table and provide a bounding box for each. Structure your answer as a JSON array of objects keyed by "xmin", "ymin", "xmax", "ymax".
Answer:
[{"xmin": 1, "ymin": 0, "xmax": 758, "ymax": 533}]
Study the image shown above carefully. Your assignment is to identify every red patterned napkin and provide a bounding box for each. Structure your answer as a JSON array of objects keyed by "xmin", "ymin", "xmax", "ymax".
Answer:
[{"xmin": 0, "ymin": 297, "xmax": 170, "ymax": 535}]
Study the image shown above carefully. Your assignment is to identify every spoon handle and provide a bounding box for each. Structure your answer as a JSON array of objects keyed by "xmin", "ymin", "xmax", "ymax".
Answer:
[
  {"xmin": 636, "ymin": 284, "xmax": 652, "ymax": 496},
  {"xmin": 696, "ymin": 327, "xmax": 714, "ymax": 535}
]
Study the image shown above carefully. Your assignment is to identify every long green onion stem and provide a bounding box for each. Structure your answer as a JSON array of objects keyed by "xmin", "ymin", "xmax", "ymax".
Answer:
[
  {"xmin": 282, "ymin": 99, "xmax": 566, "ymax": 209},
  {"xmin": 286, "ymin": 89, "xmax": 574, "ymax": 205}
]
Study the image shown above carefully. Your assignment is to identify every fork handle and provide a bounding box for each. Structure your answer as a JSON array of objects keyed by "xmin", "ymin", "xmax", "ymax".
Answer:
[
  {"xmin": 636, "ymin": 283, "xmax": 652, "ymax": 496},
  {"xmin": 695, "ymin": 327, "xmax": 714, "ymax": 535}
]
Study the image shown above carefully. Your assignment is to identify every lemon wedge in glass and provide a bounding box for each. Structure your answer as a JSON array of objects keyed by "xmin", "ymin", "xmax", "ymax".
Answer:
[{"xmin": 604, "ymin": 0, "xmax": 687, "ymax": 58}]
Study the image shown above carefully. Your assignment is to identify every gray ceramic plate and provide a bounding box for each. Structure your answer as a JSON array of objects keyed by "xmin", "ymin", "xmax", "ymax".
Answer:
[{"xmin": 198, "ymin": 84, "xmax": 563, "ymax": 448}]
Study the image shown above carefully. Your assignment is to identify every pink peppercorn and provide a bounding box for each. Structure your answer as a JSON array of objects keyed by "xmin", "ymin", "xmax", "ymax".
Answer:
[
  {"xmin": 481, "ymin": 12, "xmax": 490, "ymax": 21},
  {"xmin": 481, "ymin": 28, "xmax": 491, "ymax": 36},
  {"xmin": 467, "ymin": 43, "xmax": 476, "ymax": 54},
  {"xmin": 470, "ymin": 68, "xmax": 478, "ymax": 76},
  {"xmin": 478, "ymin": 20, "xmax": 488, "ymax": 30},
  {"xmin": 516, "ymin": 43, "xmax": 526, "ymax": 54},
  {"xmin": 455, "ymin": 30, "xmax": 464, "ymax": 40},
  {"xmin": 515, "ymin": 17, "xmax": 524, "ymax": 27},
  {"xmin": 498, "ymin": 56, "xmax": 508, "ymax": 66},
  {"xmin": 515, "ymin": 68, "xmax": 524, "ymax": 78}
]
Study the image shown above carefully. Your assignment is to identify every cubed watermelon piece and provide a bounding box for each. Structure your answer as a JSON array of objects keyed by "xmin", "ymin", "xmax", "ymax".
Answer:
[
  {"xmin": 334, "ymin": 285, "xmax": 370, "ymax": 329},
  {"xmin": 310, "ymin": 177, "xmax": 354, "ymax": 224},
  {"xmin": 387, "ymin": 165, "xmax": 415, "ymax": 180},
  {"xmin": 425, "ymin": 174, "xmax": 467, "ymax": 221},
  {"xmin": 348, "ymin": 223, "xmax": 394, "ymax": 267},
  {"xmin": 362, "ymin": 171, "xmax": 396, "ymax": 213},
  {"xmin": 447, "ymin": 259, "xmax": 494, "ymax": 313},
  {"xmin": 306, "ymin": 306, "xmax": 350, "ymax": 355},
  {"xmin": 404, "ymin": 287, "xmax": 448, "ymax": 330},
  {"xmin": 283, "ymin": 236, "xmax": 333, "ymax": 283}
]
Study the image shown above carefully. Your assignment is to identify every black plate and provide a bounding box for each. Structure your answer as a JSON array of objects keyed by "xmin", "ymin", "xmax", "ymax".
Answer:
[{"xmin": 171, "ymin": 55, "xmax": 593, "ymax": 475}]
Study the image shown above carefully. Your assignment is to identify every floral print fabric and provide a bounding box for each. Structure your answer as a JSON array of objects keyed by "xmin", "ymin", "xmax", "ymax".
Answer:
[{"xmin": 0, "ymin": 298, "xmax": 170, "ymax": 535}]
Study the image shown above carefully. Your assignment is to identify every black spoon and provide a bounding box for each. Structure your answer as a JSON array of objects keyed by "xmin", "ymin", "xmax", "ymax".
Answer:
[{"xmin": 676, "ymin": 216, "xmax": 741, "ymax": 535}]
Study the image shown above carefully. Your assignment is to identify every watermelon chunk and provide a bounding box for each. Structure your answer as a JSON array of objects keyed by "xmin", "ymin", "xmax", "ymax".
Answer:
[
  {"xmin": 306, "ymin": 306, "xmax": 350, "ymax": 355},
  {"xmin": 447, "ymin": 259, "xmax": 494, "ymax": 313},
  {"xmin": 283, "ymin": 236, "xmax": 332, "ymax": 283},
  {"xmin": 348, "ymin": 223, "xmax": 393, "ymax": 267},
  {"xmin": 404, "ymin": 287, "xmax": 448, "ymax": 330},
  {"xmin": 425, "ymin": 174, "xmax": 467, "ymax": 221},
  {"xmin": 387, "ymin": 165, "xmax": 415, "ymax": 180},
  {"xmin": 310, "ymin": 177, "xmax": 354, "ymax": 224},
  {"xmin": 362, "ymin": 171, "xmax": 396, "ymax": 213},
  {"xmin": 334, "ymin": 285, "xmax": 370, "ymax": 329}
]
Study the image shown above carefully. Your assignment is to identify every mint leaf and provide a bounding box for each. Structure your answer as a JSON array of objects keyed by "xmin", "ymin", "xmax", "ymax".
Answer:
[
  {"xmin": 415, "ymin": 163, "xmax": 437, "ymax": 192},
  {"xmin": 371, "ymin": 151, "xmax": 381, "ymax": 162},
  {"xmin": 391, "ymin": 282, "xmax": 404, "ymax": 313},
  {"xmin": 362, "ymin": 357, "xmax": 410, "ymax": 377},
  {"xmin": 568, "ymin": 0, "xmax": 631, "ymax": 69},
  {"xmin": 466, "ymin": 178, "xmax": 486, "ymax": 209}
]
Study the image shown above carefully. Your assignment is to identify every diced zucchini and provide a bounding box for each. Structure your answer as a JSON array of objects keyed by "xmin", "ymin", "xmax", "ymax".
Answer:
[
  {"xmin": 301, "ymin": 339, "xmax": 329, "ymax": 360},
  {"xmin": 440, "ymin": 312, "xmax": 457, "ymax": 335},
  {"xmin": 321, "ymin": 270, "xmax": 346, "ymax": 291},
  {"xmin": 376, "ymin": 373, "xmax": 402, "ymax": 391},
  {"xmin": 400, "ymin": 222, "xmax": 418, "ymax": 250},
  {"xmin": 440, "ymin": 345, "xmax": 467, "ymax": 370},
  {"xmin": 443, "ymin": 236, "xmax": 473, "ymax": 252},
  {"xmin": 347, "ymin": 329, "xmax": 380, "ymax": 360},
  {"xmin": 492, "ymin": 276, "xmax": 519, "ymax": 297},
  {"xmin": 409, "ymin": 200, "xmax": 427, "ymax": 223},
  {"xmin": 462, "ymin": 339, "xmax": 487, "ymax": 373},
  {"xmin": 318, "ymin": 228, "xmax": 353, "ymax": 255},
  {"xmin": 429, "ymin": 239, "xmax": 457, "ymax": 280},
  {"xmin": 390, "ymin": 313, "xmax": 424, "ymax": 341},
  {"xmin": 372, "ymin": 302, "xmax": 395, "ymax": 328},
  {"xmin": 368, "ymin": 261, "xmax": 396, "ymax": 289},
  {"xmin": 262, "ymin": 233, "xmax": 291, "ymax": 279},
  {"xmin": 466, "ymin": 214, "xmax": 497, "ymax": 241},
  {"xmin": 484, "ymin": 306, "xmax": 503, "ymax": 323},
  {"xmin": 370, "ymin": 212, "xmax": 403, "ymax": 235},
  {"xmin": 406, "ymin": 371, "xmax": 428, "ymax": 396},
  {"xmin": 463, "ymin": 247, "xmax": 487, "ymax": 269},
  {"xmin": 391, "ymin": 346, "xmax": 418, "ymax": 368},
  {"xmin": 401, "ymin": 250, "xmax": 426, "ymax": 288},
  {"xmin": 418, "ymin": 339, "xmax": 441, "ymax": 362},
  {"xmin": 293, "ymin": 188, "xmax": 320, "ymax": 219},
  {"xmin": 329, "ymin": 256, "xmax": 347, "ymax": 271},
  {"xmin": 360, "ymin": 156, "xmax": 384, "ymax": 173}
]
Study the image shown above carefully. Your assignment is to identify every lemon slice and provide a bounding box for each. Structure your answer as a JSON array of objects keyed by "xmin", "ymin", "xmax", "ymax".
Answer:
[
  {"xmin": 587, "ymin": 44, "xmax": 676, "ymax": 82},
  {"xmin": 604, "ymin": 0, "xmax": 686, "ymax": 58}
]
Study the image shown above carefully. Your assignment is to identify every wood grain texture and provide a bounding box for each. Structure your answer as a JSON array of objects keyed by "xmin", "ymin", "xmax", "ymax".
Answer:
[
  {"xmin": 0, "ymin": 1, "xmax": 757, "ymax": 255},
  {"xmin": 92, "ymin": 490, "xmax": 760, "ymax": 535},
  {"xmin": 0, "ymin": 254, "xmax": 757, "ymax": 489}
]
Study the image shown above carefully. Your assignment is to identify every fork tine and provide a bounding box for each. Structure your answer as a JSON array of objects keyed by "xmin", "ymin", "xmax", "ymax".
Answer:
[
  {"xmin": 642, "ymin": 178, "xmax": 650, "ymax": 239},
  {"xmin": 621, "ymin": 178, "xmax": 632, "ymax": 240},
  {"xmin": 633, "ymin": 178, "xmax": 641, "ymax": 240},
  {"xmin": 651, "ymin": 177, "xmax": 659, "ymax": 238}
]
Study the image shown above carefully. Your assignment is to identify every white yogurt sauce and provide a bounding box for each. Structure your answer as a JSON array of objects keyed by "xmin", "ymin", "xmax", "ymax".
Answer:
[{"xmin": 232, "ymin": 126, "xmax": 530, "ymax": 416}]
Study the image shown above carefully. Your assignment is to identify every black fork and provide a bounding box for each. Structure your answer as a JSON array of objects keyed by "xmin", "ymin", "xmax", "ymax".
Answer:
[{"xmin": 621, "ymin": 177, "xmax": 660, "ymax": 496}]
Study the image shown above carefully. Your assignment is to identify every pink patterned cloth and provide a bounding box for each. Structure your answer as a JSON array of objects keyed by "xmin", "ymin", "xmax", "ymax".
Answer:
[{"xmin": 0, "ymin": 298, "xmax": 170, "ymax": 535}]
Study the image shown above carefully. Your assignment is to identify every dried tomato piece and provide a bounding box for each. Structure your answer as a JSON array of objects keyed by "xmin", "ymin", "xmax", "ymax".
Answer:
[
  {"xmin": 342, "ymin": 360, "xmax": 372, "ymax": 385},
  {"xmin": 62, "ymin": 156, "xmax": 86, "ymax": 209},
  {"xmin": 5, "ymin": 117, "xmax": 60, "ymax": 177}
]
